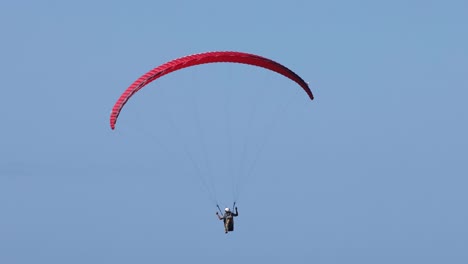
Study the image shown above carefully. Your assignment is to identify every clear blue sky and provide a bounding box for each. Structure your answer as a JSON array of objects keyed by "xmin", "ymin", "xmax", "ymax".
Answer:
[{"xmin": 1, "ymin": 0, "xmax": 467, "ymax": 263}]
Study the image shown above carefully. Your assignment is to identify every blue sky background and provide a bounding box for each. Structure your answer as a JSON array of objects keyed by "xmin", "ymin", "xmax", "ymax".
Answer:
[{"xmin": 1, "ymin": 0, "xmax": 467, "ymax": 263}]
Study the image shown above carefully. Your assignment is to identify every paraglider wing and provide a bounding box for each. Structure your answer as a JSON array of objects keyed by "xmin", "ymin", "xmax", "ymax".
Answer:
[{"xmin": 110, "ymin": 51, "xmax": 314, "ymax": 129}]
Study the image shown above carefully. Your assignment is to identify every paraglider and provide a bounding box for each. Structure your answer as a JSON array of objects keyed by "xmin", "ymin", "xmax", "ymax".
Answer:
[{"xmin": 109, "ymin": 51, "xmax": 314, "ymax": 233}]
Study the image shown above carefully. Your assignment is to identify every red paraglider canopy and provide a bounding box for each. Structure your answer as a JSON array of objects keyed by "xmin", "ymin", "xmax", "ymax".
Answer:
[{"xmin": 110, "ymin": 51, "xmax": 313, "ymax": 129}]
